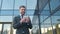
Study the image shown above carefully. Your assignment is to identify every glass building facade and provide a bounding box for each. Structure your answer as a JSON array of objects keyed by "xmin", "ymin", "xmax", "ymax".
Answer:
[{"xmin": 0, "ymin": 0, "xmax": 60, "ymax": 34}]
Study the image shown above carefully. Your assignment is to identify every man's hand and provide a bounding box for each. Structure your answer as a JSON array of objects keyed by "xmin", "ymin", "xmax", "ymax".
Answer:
[
  {"xmin": 20, "ymin": 16, "xmax": 30, "ymax": 23},
  {"xmin": 25, "ymin": 17, "xmax": 30, "ymax": 23},
  {"xmin": 20, "ymin": 18, "xmax": 26, "ymax": 23}
]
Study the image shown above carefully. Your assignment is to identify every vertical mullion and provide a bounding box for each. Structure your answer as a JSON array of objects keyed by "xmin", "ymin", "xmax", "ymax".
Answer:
[
  {"xmin": 43, "ymin": 16, "xmax": 45, "ymax": 34},
  {"xmin": 26, "ymin": 0, "xmax": 27, "ymax": 16},
  {"xmin": 0, "ymin": 0, "xmax": 4, "ymax": 34},
  {"xmin": 0, "ymin": 0, "xmax": 3, "ymax": 16},
  {"xmin": 11, "ymin": 0, "xmax": 15, "ymax": 34},
  {"xmin": 1, "ymin": 23, "xmax": 4, "ymax": 34},
  {"xmin": 48, "ymin": 0, "xmax": 53, "ymax": 34}
]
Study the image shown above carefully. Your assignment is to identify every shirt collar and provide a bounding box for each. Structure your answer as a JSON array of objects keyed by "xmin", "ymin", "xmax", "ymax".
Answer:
[{"xmin": 20, "ymin": 14, "xmax": 26, "ymax": 16}]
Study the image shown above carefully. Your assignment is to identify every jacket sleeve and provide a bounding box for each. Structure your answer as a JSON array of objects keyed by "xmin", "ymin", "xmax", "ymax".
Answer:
[
  {"xmin": 13, "ymin": 17, "xmax": 23, "ymax": 29},
  {"xmin": 27, "ymin": 20, "xmax": 32, "ymax": 29}
]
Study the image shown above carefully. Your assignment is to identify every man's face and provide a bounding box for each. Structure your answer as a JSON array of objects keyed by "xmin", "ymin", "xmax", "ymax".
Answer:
[{"xmin": 20, "ymin": 7, "xmax": 26, "ymax": 15}]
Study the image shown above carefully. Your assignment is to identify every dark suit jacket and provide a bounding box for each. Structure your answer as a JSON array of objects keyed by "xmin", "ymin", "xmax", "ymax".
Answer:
[{"xmin": 13, "ymin": 15, "xmax": 32, "ymax": 34}]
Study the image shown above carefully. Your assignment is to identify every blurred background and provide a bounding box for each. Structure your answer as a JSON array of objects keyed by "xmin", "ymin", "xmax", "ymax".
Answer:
[{"xmin": 0, "ymin": 0, "xmax": 60, "ymax": 34}]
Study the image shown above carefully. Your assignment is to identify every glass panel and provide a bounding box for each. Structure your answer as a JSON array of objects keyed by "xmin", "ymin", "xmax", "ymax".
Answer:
[
  {"xmin": 43, "ymin": 18, "xmax": 51, "ymax": 23},
  {"xmin": 44, "ymin": 4, "xmax": 49, "ymax": 10},
  {"xmin": 3, "ymin": 24, "xmax": 11, "ymax": 34},
  {"xmin": 40, "ymin": 16, "xmax": 44, "ymax": 22},
  {"xmin": 1, "ymin": 0, "xmax": 14, "ymax": 9},
  {"xmin": 14, "ymin": 10, "xmax": 19, "ymax": 16},
  {"xmin": 41, "ymin": 11, "xmax": 50, "ymax": 16},
  {"xmin": 41, "ymin": 24, "xmax": 52, "ymax": 34},
  {"xmin": 27, "ymin": 0, "xmax": 37, "ymax": 9},
  {"xmin": 41, "ymin": 28, "xmax": 47, "ymax": 34},
  {"xmin": 31, "ymin": 16, "xmax": 39, "ymax": 34},
  {"xmin": 40, "ymin": 10, "xmax": 50, "ymax": 23},
  {"xmin": 0, "ymin": 16, "xmax": 12, "ymax": 22},
  {"xmin": 32, "ymin": 16, "xmax": 39, "ymax": 25},
  {"xmin": 15, "ymin": 0, "xmax": 26, "ymax": 9},
  {"xmin": 50, "ymin": 0, "xmax": 60, "ymax": 10},
  {"xmin": 53, "ymin": 11, "xmax": 60, "ymax": 16},
  {"xmin": 26, "ymin": 10, "xmax": 35, "ymax": 16},
  {"xmin": 0, "ymin": 24, "xmax": 2, "ymax": 34},
  {"xmin": 32, "ymin": 25, "xmax": 39, "ymax": 34},
  {"xmin": 13, "ymin": 29, "xmax": 16, "ymax": 34},
  {"xmin": 1, "ymin": 10, "xmax": 13, "ymax": 16},
  {"xmin": 0, "ymin": 0, "xmax": 1, "ymax": 6},
  {"xmin": 40, "ymin": 16, "xmax": 49, "ymax": 23},
  {"xmin": 58, "ymin": 24, "xmax": 60, "ymax": 28},
  {"xmin": 52, "ymin": 16, "xmax": 60, "ymax": 25}
]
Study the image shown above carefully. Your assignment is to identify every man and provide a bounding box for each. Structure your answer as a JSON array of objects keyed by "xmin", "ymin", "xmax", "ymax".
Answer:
[{"xmin": 13, "ymin": 6, "xmax": 32, "ymax": 34}]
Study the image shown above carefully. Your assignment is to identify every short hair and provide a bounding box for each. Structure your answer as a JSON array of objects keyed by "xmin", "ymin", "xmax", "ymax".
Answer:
[{"xmin": 19, "ymin": 5, "xmax": 26, "ymax": 9}]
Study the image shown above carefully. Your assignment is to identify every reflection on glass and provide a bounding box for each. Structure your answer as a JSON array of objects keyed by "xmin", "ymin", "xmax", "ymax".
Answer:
[
  {"xmin": 1, "ymin": 0, "xmax": 13, "ymax": 9},
  {"xmin": 0, "ymin": 0, "xmax": 1, "ymax": 6},
  {"xmin": 41, "ymin": 28, "xmax": 47, "ymax": 34},
  {"xmin": 26, "ymin": 10, "xmax": 34, "ymax": 16},
  {"xmin": 14, "ymin": 11, "xmax": 19, "ymax": 16},
  {"xmin": 58, "ymin": 24, "xmax": 60, "ymax": 28},
  {"xmin": 1, "ymin": 11, "xmax": 13, "ymax": 16},
  {"xmin": 50, "ymin": 0, "xmax": 60, "ymax": 10},
  {"xmin": 32, "ymin": 25, "xmax": 39, "ymax": 34},
  {"xmin": 53, "ymin": 25, "xmax": 56, "ymax": 29},
  {"xmin": 13, "ymin": 29, "xmax": 16, "ymax": 34},
  {"xmin": 0, "ymin": 24, "xmax": 2, "ymax": 34},
  {"xmin": 15, "ymin": 0, "xmax": 26, "ymax": 9},
  {"xmin": 0, "ymin": 16, "xmax": 12, "ymax": 22},
  {"xmin": 52, "ymin": 16, "xmax": 60, "ymax": 24},
  {"xmin": 3, "ymin": 24, "xmax": 11, "ymax": 34},
  {"xmin": 44, "ymin": 4, "xmax": 49, "ymax": 10},
  {"xmin": 27, "ymin": 0, "xmax": 37, "ymax": 9},
  {"xmin": 48, "ymin": 27, "xmax": 52, "ymax": 31}
]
